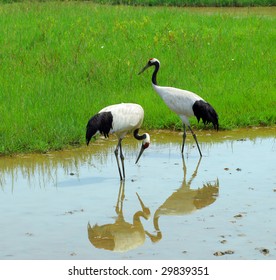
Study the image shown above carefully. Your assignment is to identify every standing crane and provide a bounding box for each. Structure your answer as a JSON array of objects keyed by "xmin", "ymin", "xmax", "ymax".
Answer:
[
  {"xmin": 86, "ymin": 103, "xmax": 150, "ymax": 181},
  {"xmin": 139, "ymin": 58, "xmax": 219, "ymax": 157}
]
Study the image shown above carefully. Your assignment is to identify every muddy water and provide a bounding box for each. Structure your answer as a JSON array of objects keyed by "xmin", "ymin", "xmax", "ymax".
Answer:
[{"xmin": 0, "ymin": 127, "xmax": 275, "ymax": 260}]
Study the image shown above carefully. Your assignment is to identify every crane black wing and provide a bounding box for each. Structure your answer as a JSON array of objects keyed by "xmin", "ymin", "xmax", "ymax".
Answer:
[
  {"xmin": 192, "ymin": 100, "xmax": 219, "ymax": 131},
  {"xmin": 86, "ymin": 112, "xmax": 113, "ymax": 145}
]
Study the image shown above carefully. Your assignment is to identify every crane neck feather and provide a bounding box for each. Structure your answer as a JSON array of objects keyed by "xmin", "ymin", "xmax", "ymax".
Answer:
[
  {"xmin": 133, "ymin": 129, "xmax": 146, "ymax": 141},
  {"xmin": 151, "ymin": 61, "xmax": 159, "ymax": 85}
]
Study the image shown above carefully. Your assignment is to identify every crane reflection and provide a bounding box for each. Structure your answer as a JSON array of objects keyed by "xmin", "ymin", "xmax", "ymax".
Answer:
[
  {"xmin": 145, "ymin": 157, "xmax": 219, "ymax": 243},
  {"xmin": 87, "ymin": 181, "xmax": 150, "ymax": 252}
]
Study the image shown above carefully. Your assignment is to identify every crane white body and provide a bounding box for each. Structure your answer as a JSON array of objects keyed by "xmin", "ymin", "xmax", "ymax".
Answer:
[
  {"xmin": 153, "ymin": 84, "xmax": 204, "ymax": 126},
  {"xmin": 99, "ymin": 103, "xmax": 145, "ymax": 138}
]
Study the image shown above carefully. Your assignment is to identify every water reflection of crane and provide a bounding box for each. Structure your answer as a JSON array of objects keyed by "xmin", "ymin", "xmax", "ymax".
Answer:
[
  {"xmin": 146, "ymin": 157, "xmax": 219, "ymax": 242},
  {"xmin": 87, "ymin": 181, "xmax": 150, "ymax": 252}
]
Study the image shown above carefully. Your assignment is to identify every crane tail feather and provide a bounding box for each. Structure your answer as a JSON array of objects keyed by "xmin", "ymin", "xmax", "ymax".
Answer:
[
  {"xmin": 86, "ymin": 123, "xmax": 97, "ymax": 145},
  {"xmin": 192, "ymin": 100, "xmax": 219, "ymax": 131},
  {"xmin": 86, "ymin": 112, "xmax": 113, "ymax": 145}
]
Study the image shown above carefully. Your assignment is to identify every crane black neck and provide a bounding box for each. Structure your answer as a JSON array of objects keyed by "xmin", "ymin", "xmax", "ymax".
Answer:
[
  {"xmin": 151, "ymin": 61, "xmax": 159, "ymax": 86},
  {"xmin": 134, "ymin": 129, "xmax": 146, "ymax": 140}
]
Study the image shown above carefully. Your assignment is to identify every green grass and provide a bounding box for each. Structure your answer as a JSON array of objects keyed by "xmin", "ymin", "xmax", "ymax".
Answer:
[{"xmin": 0, "ymin": 2, "xmax": 275, "ymax": 154}]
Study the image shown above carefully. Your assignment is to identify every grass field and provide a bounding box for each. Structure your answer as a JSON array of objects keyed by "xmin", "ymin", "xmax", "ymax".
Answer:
[{"xmin": 0, "ymin": 2, "xmax": 275, "ymax": 154}]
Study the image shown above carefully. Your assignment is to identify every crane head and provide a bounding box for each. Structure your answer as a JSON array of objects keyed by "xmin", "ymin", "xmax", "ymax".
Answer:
[
  {"xmin": 135, "ymin": 133, "xmax": 150, "ymax": 164},
  {"xmin": 138, "ymin": 58, "xmax": 160, "ymax": 74}
]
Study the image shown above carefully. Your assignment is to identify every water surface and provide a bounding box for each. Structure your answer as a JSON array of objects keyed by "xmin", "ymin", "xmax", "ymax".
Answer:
[{"xmin": 0, "ymin": 127, "xmax": 275, "ymax": 259}]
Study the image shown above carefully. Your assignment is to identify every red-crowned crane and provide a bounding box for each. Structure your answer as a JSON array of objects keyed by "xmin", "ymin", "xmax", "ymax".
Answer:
[
  {"xmin": 139, "ymin": 58, "xmax": 219, "ymax": 157},
  {"xmin": 86, "ymin": 103, "xmax": 150, "ymax": 181}
]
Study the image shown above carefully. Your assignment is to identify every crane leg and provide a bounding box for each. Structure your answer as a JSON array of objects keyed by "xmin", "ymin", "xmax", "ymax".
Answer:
[
  {"xmin": 119, "ymin": 141, "xmax": 125, "ymax": 180},
  {"xmin": 181, "ymin": 124, "xmax": 186, "ymax": 154},
  {"xmin": 114, "ymin": 139, "xmax": 124, "ymax": 181},
  {"xmin": 188, "ymin": 125, "xmax": 202, "ymax": 157}
]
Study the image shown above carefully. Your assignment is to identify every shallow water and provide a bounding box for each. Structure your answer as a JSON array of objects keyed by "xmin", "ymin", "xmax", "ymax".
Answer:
[{"xmin": 0, "ymin": 127, "xmax": 275, "ymax": 260}]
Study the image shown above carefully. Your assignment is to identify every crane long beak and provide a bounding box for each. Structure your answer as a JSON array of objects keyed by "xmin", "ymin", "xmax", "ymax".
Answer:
[
  {"xmin": 138, "ymin": 64, "xmax": 149, "ymax": 75},
  {"xmin": 135, "ymin": 145, "xmax": 145, "ymax": 164}
]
